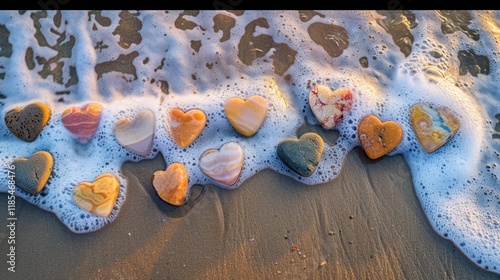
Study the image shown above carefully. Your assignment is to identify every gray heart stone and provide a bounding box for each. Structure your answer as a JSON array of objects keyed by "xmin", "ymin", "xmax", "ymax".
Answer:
[{"xmin": 277, "ymin": 132, "xmax": 324, "ymax": 177}]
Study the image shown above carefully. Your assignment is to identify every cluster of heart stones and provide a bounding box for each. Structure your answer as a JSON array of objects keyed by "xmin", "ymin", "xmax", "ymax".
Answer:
[
  {"xmin": 3, "ymin": 96, "xmax": 270, "ymax": 216},
  {"xmin": 295, "ymin": 85, "xmax": 460, "ymax": 175},
  {"xmin": 4, "ymin": 89, "xmax": 460, "ymax": 217},
  {"xmin": 357, "ymin": 103, "xmax": 460, "ymax": 159}
]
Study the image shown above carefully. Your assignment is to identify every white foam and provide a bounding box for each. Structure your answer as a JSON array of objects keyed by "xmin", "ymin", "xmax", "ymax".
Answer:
[{"xmin": 0, "ymin": 10, "xmax": 499, "ymax": 273}]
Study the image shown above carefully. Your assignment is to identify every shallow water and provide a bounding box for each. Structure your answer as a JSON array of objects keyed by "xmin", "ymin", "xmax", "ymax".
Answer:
[{"xmin": 0, "ymin": 10, "xmax": 499, "ymax": 274}]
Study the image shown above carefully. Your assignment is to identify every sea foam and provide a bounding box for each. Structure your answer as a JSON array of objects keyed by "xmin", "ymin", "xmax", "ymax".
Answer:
[{"xmin": 0, "ymin": 10, "xmax": 499, "ymax": 273}]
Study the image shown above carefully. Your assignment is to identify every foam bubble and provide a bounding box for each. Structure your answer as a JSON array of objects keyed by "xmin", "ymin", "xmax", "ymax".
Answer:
[{"xmin": 0, "ymin": 10, "xmax": 499, "ymax": 273}]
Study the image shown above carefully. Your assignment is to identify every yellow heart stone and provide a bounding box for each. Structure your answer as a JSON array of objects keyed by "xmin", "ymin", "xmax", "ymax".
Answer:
[
  {"xmin": 152, "ymin": 162, "xmax": 188, "ymax": 206},
  {"xmin": 224, "ymin": 95, "xmax": 268, "ymax": 137},
  {"xmin": 73, "ymin": 173, "xmax": 120, "ymax": 218},
  {"xmin": 410, "ymin": 103, "xmax": 460, "ymax": 153},
  {"xmin": 168, "ymin": 108, "xmax": 206, "ymax": 148}
]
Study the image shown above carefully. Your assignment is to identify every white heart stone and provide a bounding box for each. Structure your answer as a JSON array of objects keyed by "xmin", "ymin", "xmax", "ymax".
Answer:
[
  {"xmin": 114, "ymin": 109, "xmax": 156, "ymax": 156},
  {"xmin": 309, "ymin": 85, "xmax": 353, "ymax": 129},
  {"xmin": 199, "ymin": 142, "xmax": 244, "ymax": 187}
]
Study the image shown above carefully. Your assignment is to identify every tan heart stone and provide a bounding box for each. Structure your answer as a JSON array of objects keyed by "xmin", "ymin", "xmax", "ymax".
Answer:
[
  {"xmin": 12, "ymin": 151, "xmax": 53, "ymax": 194},
  {"xmin": 152, "ymin": 162, "xmax": 188, "ymax": 206},
  {"xmin": 224, "ymin": 95, "xmax": 268, "ymax": 137},
  {"xmin": 168, "ymin": 108, "xmax": 206, "ymax": 148},
  {"xmin": 73, "ymin": 173, "xmax": 120, "ymax": 218}
]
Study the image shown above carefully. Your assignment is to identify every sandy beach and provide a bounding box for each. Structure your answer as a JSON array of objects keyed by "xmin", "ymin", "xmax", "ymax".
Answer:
[
  {"xmin": 1, "ymin": 10, "xmax": 500, "ymax": 279},
  {"xmin": 1, "ymin": 149, "xmax": 498, "ymax": 279}
]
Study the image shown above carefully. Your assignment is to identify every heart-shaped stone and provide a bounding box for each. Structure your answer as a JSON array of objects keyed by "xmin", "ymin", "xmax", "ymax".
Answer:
[
  {"xmin": 309, "ymin": 85, "xmax": 353, "ymax": 129},
  {"xmin": 357, "ymin": 115, "xmax": 403, "ymax": 159},
  {"xmin": 168, "ymin": 108, "xmax": 206, "ymax": 148},
  {"xmin": 224, "ymin": 95, "xmax": 268, "ymax": 137},
  {"xmin": 199, "ymin": 141, "xmax": 244, "ymax": 187},
  {"xmin": 410, "ymin": 103, "xmax": 460, "ymax": 153},
  {"xmin": 5, "ymin": 102, "xmax": 51, "ymax": 142},
  {"xmin": 114, "ymin": 109, "xmax": 156, "ymax": 156},
  {"xmin": 73, "ymin": 173, "xmax": 120, "ymax": 218},
  {"xmin": 61, "ymin": 103, "xmax": 103, "ymax": 144},
  {"xmin": 277, "ymin": 132, "xmax": 324, "ymax": 177},
  {"xmin": 12, "ymin": 151, "xmax": 53, "ymax": 194},
  {"xmin": 152, "ymin": 162, "xmax": 188, "ymax": 206}
]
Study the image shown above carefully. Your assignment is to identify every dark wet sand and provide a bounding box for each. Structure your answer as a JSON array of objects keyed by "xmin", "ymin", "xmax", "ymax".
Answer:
[{"xmin": 1, "ymin": 149, "xmax": 498, "ymax": 279}]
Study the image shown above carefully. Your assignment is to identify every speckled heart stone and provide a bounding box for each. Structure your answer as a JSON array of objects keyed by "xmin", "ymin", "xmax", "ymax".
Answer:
[
  {"xmin": 410, "ymin": 103, "xmax": 460, "ymax": 153},
  {"xmin": 12, "ymin": 151, "xmax": 53, "ymax": 194},
  {"xmin": 5, "ymin": 102, "xmax": 51, "ymax": 142},
  {"xmin": 309, "ymin": 85, "xmax": 353, "ymax": 129},
  {"xmin": 277, "ymin": 132, "xmax": 324, "ymax": 177},
  {"xmin": 152, "ymin": 162, "xmax": 188, "ymax": 206},
  {"xmin": 61, "ymin": 103, "xmax": 103, "ymax": 144},
  {"xmin": 199, "ymin": 142, "xmax": 244, "ymax": 187},
  {"xmin": 168, "ymin": 108, "xmax": 206, "ymax": 148},
  {"xmin": 357, "ymin": 115, "xmax": 403, "ymax": 160},
  {"xmin": 114, "ymin": 109, "xmax": 156, "ymax": 156},
  {"xmin": 224, "ymin": 95, "xmax": 268, "ymax": 137},
  {"xmin": 73, "ymin": 173, "xmax": 120, "ymax": 218}
]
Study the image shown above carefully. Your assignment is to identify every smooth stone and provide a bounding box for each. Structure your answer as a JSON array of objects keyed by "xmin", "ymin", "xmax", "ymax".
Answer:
[
  {"xmin": 357, "ymin": 115, "xmax": 403, "ymax": 160},
  {"xmin": 152, "ymin": 162, "xmax": 188, "ymax": 206},
  {"xmin": 224, "ymin": 95, "xmax": 268, "ymax": 137},
  {"xmin": 309, "ymin": 85, "xmax": 353, "ymax": 129},
  {"xmin": 73, "ymin": 173, "xmax": 120, "ymax": 218},
  {"xmin": 276, "ymin": 132, "xmax": 324, "ymax": 177},
  {"xmin": 114, "ymin": 109, "xmax": 156, "ymax": 156},
  {"xmin": 61, "ymin": 103, "xmax": 103, "ymax": 144},
  {"xmin": 12, "ymin": 151, "xmax": 53, "ymax": 194},
  {"xmin": 5, "ymin": 102, "xmax": 51, "ymax": 142},
  {"xmin": 199, "ymin": 141, "xmax": 244, "ymax": 187},
  {"xmin": 168, "ymin": 108, "xmax": 206, "ymax": 148},
  {"xmin": 410, "ymin": 103, "xmax": 460, "ymax": 153}
]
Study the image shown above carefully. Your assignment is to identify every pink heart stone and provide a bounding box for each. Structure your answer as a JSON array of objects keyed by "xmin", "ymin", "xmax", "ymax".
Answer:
[{"xmin": 61, "ymin": 103, "xmax": 103, "ymax": 144}]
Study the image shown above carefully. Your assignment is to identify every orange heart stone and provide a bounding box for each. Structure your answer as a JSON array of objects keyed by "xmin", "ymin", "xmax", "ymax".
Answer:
[
  {"xmin": 73, "ymin": 173, "xmax": 120, "ymax": 218},
  {"xmin": 168, "ymin": 108, "xmax": 206, "ymax": 148},
  {"xmin": 357, "ymin": 115, "xmax": 403, "ymax": 160},
  {"xmin": 224, "ymin": 95, "xmax": 268, "ymax": 137},
  {"xmin": 152, "ymin": 162, "xmax": 188, "ymax": 206}
]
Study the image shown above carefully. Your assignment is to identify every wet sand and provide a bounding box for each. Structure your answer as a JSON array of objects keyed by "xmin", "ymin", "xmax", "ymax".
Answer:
[
  {"xmin": 1, "ymin": 149, "xmax": 498, "ymax": 279},
  {"xmin": 1, "ymin": 10, "xmax": 499, "ymax": 279}
]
